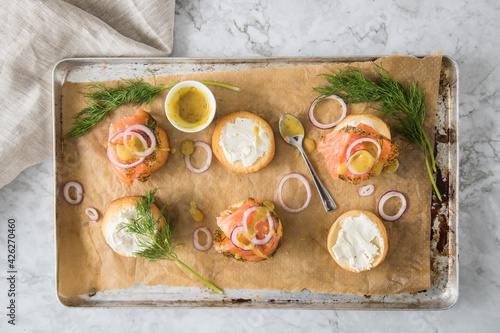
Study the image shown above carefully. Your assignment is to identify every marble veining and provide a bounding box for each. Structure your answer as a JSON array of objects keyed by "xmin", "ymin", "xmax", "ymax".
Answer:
[{"xmin": 1, "ymin": 0, "xmax": 500, "ymax": 331}]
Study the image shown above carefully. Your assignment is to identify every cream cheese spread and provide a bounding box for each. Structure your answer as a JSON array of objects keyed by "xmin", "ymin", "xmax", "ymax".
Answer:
[
  {"xmin": 332, "ymin": 213, "xmax": 384, "ymax": 272},
  {"xmin": 219, "ymin": 117, "xmax": 270, "ymax": 167},
  {"xmin": 104, "ymin": 207, "xmax": 152, "ymax": 257}
]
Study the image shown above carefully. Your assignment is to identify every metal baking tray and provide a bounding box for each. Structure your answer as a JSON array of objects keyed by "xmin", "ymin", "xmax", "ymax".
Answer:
[{"xmin": 52, "ymin": 56, "xmax": 459, "ymax": 309}]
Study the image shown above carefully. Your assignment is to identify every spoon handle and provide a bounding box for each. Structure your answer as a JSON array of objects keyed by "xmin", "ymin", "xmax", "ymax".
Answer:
[{"xmin": 299, "ymin": 149, "xmax": 337, "ymax": 212}]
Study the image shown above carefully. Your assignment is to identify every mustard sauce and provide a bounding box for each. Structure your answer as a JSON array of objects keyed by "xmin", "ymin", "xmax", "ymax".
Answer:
[
  {"xmin": 349, "ymin": 150, "xmax": 375, "ymax": 174},
  {"xmin": 281, "ymin": 114, "xmax": 304, "ymax": 137},
  {"xmin": 189, "ymin": 201, "xmax": 204, "ymax": 222},
  {"xmin": 124, "ymin": 134, "xmax": 146, "ymax": 154},
  {"xmin": 337, "ymin": 163, "xmax": 348, "ymax": 175},
  {"xmin": 180, "ymin": 139, "xmax": 195, "ymax": 156},
  {"xmin": 167, "ymin": 86, "xmax": 210, "ymax": 128},
  {"xmin": 263, "ymin": 200, "xmax": 275, "ymax": 210},
  {"xmin": 303, "ymin": 137, "xmax": 316, "ymax": 153},
  {"xmin": 383, "ymin": 158, "xmax": 399, "ymax": 174}
]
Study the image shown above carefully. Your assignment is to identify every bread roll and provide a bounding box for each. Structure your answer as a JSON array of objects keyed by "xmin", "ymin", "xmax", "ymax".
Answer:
[
  {"xmin": 334, "ymin": 114, "xmax": 392, "ymax": 139},
  {"xmin": 101, "ymin": 196, "xmax": 164, "ymax": 258},
  {"xmin": 212, "ymin": 111, "xmax": 275, "ymax": 174},
  {"xmin": 327, "ymin": 210, "xmax": 388, "ymax": 273}
]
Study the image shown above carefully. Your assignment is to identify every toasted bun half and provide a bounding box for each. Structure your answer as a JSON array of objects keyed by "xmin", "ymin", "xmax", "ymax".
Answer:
[
  {"xmin": 149, "ymin": 126, "xmax": 169, "ymax": 174},
  {"xmin": 101, "ymin": 196, "xmax": 164, "ymax": 257},
  {"xmin": 327, "ymin": 210, "xmax": 388, "ymax": 273},
  {"xmin": 212, "ymin": 111, "xmax": 275, "ymax": 174},
  {"xmin": 334, "ymin": 114, "xmax": 391, "ymax": 139}
]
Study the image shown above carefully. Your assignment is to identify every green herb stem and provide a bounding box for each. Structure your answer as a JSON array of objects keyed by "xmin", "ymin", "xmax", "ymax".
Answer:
[
  {"xmin": 66, "ymin": 78, "xmax": 240, "ymax": 138},
  {"xmin": 175, "ymin": 258, "xmax": 223, "ymax": 294},
  {"xmin": 424, "ymin": 149, "xmax": 442, "ymax": 201}
]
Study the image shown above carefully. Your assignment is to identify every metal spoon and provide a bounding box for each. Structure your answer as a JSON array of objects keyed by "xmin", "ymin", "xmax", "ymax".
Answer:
[{"xmin": 279, "ymin": 113, "xmax": 337, "ymax": 212}]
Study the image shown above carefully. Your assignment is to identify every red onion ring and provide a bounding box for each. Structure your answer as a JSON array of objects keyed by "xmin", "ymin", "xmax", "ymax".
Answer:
[
  {"xmin": 345, "ymin": 137, "xmax": 381, "ymax": 160},
  {"xmin": 193, "ymin": 226, "xmax": 213, "ymax": 251},
  {"xmin": 63, "ymin": 181, "xmax": 83, "ymax": 205},
  {"xmin": 184, "ymin": 141, "xmax": 212, "ymax": 173},
  {"xmin": 107, "ymin": 132, "xmax": 145, "ymax": 169},
  {"xmin": 85, "ymin": 207, "xmax": 99, "ymax": 221},
  {"xmin": 377, "ymin": 191, "xmax": 407, "ymax": 221},
  {"xmin": 308, "ymin": 95, "xmax": 347, "ymax": 130},
  {"xmin": 347, "ymin": 149, "xmax": 375, "ymax": 175},
  {"xmin": 358, "ymin": 184, "xmax": 375, "ymax": 197},
  {"xmin": 123, "ymin": 124, "xmax": 156, "ymax": 157},
  {"xmin": 277, "ymin": 173, "xmax": 312, "ymax": 213},
  {"xmin": 230, "ymin": 226, "xmax": 251, "ymax": 251},
  {"xmin": 241, "ymin": 206, "xmax": 275, "ymax": 246}
]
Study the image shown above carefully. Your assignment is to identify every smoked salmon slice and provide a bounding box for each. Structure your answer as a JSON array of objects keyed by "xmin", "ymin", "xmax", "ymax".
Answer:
[
  {"xmin": 318, "ymin": 122, "xmax": 400, "ymax": 184},
  {"xmin": 107, "ymin": 109, "xmax": 169, "ymax": 185},
  {"xmin": 213, "ymin": 199, "xmax": 283, "ymax": 262}
]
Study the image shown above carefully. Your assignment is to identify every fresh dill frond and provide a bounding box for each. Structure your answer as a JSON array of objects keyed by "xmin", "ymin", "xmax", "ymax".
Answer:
[
  {"xmin": 65, "ymin": 76, "xmax": 240, "ymax": 139},
  {"xmin": 123, "ymin": 189, "xmax": 223, "ymax": 294},
  {"xmin": 314, "ymin": 64, "xmax": 442, "ymax": 201}
]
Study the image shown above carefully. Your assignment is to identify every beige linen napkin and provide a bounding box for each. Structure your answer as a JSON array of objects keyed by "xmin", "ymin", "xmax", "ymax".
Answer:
[{"xmin": 0, "ymin": 0, "xmax": 175, "ymax": 189}]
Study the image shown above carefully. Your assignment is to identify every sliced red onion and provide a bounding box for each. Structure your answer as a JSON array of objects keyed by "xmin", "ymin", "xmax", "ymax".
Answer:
[
  {"xmin": 277, "ymin": 173, "xmax": 312, "ymax": 213},
  {"xmin": 63, "ymin": 181, "xmax": 83, "ymax": 205},
  {"xmin": 107, "ymin": 132, "xmax": 145, "ymax": 169},
  {"xmin": 230, "ymin": 226, "xmax": 251, "ymax": 251},
  {"xmin": 347, "ymin": 149, "xmax": 375, "ymax": 175},
  {"xmin": 241, "ymin": 206, "xmax": 275, "ymax": 246},
  {"xmin": 377, "ymin": 191, "xmax": 407, "ymax": 221},
  {"xmin": 193, "ymin": 226, "xmax": 212, "ymax": 251},
  {"xmin": 185, "ymin": 141, "xmax": 212, "ymax": 173},
  {"xmin": 308, "ymin": 95, "xmax": 347, "ymax": 130},
  {"xmin": 123, "ymin": 124, "xmax": 156, "ymax": 157},
  {"xmin": 358, "ymin": 184, "xmax": 375, "ymax": 197},
  {"xmin": 85, "ymin": 207, "xmax": 99, "ymax": 221},
  {"xmin": 345, "ymin": 137, "xmax": 382, "ymax": 160}
]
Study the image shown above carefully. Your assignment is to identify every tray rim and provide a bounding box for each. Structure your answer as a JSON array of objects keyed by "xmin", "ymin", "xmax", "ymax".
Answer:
[{"xmin": 52, "ymin": 55, "xmax": 459, "ymax": 309}]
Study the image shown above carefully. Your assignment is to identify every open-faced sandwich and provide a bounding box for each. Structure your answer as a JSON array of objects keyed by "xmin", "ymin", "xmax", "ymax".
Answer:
[
  {"xmin": 327, "ymin": 210, "xmax": 388, "ymax": 273},
  {"xmin": 317, "ymin": 114, "xmax": 400, "ymax": 184},
  {"xmin": 107, "ymin": 109, "xmax": 169, "ymax": 185},
  {"xmin": 212, "ymin": 111, "xmax": 275, "ymax": 174},
  {"xmin": 101, "ymin": 195, "xmax": 165, "ymax": 257},
  {"xmin": 213, "ymin": 198, "xmax": 283, "ymax": 262}
]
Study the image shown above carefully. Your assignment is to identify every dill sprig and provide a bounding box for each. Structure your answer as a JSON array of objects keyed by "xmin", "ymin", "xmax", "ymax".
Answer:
[
  {"xmin": 66, "ymin": 77, "xmax": 240, "ymax": 138},
  {"xmin": 124, "ymin": 189, "xmax": 223, "ymax": 294},
  {"xmin": 314, "ymin": 64, "xmax": 442, "ymax": 201}
]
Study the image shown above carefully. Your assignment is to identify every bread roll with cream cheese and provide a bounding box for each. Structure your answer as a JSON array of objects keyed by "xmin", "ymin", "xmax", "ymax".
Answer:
[
  {"xmin": 327, "ymin": 210, "xmax": 388, "ymax": 273},
  {"xmin": 212, "ymin": 111, "xmax": 275, "ymax": 174},
  {"xmin": 101, "ymin": 196, "xmax": 164, "ymax": 258}
]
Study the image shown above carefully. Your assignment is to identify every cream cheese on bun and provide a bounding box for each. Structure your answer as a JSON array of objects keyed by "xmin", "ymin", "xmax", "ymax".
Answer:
[
  {"xmin": 219, "ymin": 117, "xmax": 271, "ymax": 167},
  {"xmin": 331, "ymin": 213, "xmax": 384, "ymax": 272},
  {"xmin": 103, "ymin": 207, "xmax": 151, "ymax": 257}
]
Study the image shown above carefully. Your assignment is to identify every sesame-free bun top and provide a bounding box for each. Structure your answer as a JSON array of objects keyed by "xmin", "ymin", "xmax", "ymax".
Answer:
[
  {"xmin": 101, "ymin": 196, "xmax": 164, "ymax": 258},
  {"xmin": 334, "ymin": 114, "xmax": 392, "ymax": 139},
  {"xmin": 327, "ymin": 210, "xmax": 388, "ymax": 273},
  {"xmin": 212, "ymin": 111, "xmax": 275, "ymax": 174}
]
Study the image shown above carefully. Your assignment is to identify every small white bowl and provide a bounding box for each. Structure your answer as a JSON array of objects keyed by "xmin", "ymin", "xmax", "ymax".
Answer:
[{"xmin": 165, "ymin": 80, "xmax": 216, "ymax": 133}]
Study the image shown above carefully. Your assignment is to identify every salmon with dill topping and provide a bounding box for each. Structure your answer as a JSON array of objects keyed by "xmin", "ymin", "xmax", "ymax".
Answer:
[
  {"xmin": 107, "ymin": 109, "xmax": 169, "ymax": 185},
  {"xmin": 318, "ymin": 114, "xmax": 401, "ymax": 184},
  {"xmin": 213, "ymin": 198, "xmax": 283, "ymax": 262}
]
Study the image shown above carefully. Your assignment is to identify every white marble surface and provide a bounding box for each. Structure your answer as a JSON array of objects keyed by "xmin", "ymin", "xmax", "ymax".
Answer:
[{"xmin": 1, "ymin": 0, "xmax": 499, "ymax": 331}]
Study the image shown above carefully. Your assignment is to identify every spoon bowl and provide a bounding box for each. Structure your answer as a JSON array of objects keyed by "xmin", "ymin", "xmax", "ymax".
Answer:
[{"xmin": 279, "ymin": 113, "xmax": 337, "ymax": 212}]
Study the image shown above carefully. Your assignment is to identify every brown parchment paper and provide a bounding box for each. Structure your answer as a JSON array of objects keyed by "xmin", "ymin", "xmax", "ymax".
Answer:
[{"xmin": 56, "ymin": 52, "xmax": 442, "ymax": 297}]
